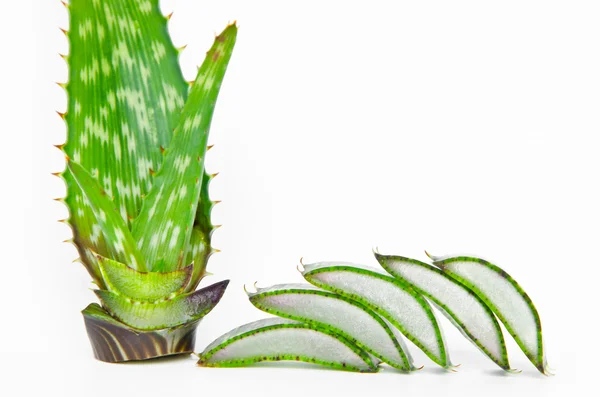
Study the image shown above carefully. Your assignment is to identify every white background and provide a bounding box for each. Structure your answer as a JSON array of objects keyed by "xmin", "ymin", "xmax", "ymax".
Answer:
[{"xmin": 2, "ymin": 0, "xmax": 597, "ymax": 395}]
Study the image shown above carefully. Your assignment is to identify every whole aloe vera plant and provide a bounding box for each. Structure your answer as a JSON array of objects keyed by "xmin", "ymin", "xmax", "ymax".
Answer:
[{"xmin": 56, "ymin": 0, "xmax": 237, "ymax": 362}]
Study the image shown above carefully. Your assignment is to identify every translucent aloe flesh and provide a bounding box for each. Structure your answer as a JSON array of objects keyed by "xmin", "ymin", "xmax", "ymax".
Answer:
[
  {"xmin": 97, "ymin": 254, "xmax": 192, "ymax": 301},
  {"xmin": 95, "ymin": 280, "xmax": 229, "ymax": 330},
  {"xmin": 375, "ymin": 253, "xmax": 516, "ymax": 371},
  {"xmin": 300, "ymin": 262, "xmax": 451, "ymax": 369},
  {"xmin": 198, "ymin": 318, "xmax": 378, "ymax": 372},
  {"xmin": 428, "ymin": 254, "xmax": 550, "ymax": 375},
  {"xmin": 61, "ymin": 0, "xmax": 224, "ymax": 291},
  {"xmin": 247, "ymin": 284, "xmax": 415, "ymax": 371}
]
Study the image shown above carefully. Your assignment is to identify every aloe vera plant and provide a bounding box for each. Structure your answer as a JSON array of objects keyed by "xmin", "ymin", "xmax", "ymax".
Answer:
[
  {"xmin": 198, "ymin": 318, "xmax": 379, "ymax": 372},
  {"xmin": 56, "ymin": 0, "xmax": 237, "ymax": 361},
  {"xmin": 425, "ymin": 253, "xmax": 551, "ymax": 375},
  {"xmin": 247, "ymin": 283, "xmax": 415, "ymax": 371}
]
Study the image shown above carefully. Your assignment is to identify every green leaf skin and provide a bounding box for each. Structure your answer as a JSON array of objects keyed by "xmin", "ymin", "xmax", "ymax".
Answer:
[
  {"xmin": 62, "ymin": 0, "xmax": 189, "ymax": 284},
  {"xmin": 428, "ymin": 254, "xmax": 550, "ymax": 375},
  {"xmin": 300, "ymin": 262, "xmax": 451, "ymax": 369},
  {"xmin": 247, "ymin": 284, "xmax": 415, "ymax": 371},
  {"xmin": 95, "ymin": 280, "xmax": 229, "ymax": 330},
  {"xmin": 198, "ymin": 318, "xmax": 378, "ymax": 372},
  {"xmin": 68, "ymin": 160, "xmax": 146, "ymax": 271},
  {"xmin": 375, "ymin": 253, "xmax": 518, "ymax": 372},
  {"xmin": 132, "ymin": 24, "xmax": 237, "ymax": 272},
  {"xmin": 97, "ymin": 254, "xmax": 192, "ymax": 301}
]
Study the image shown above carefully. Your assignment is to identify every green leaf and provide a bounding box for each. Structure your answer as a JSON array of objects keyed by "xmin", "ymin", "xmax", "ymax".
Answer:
[
  {"xmin": 95, "ymin": 279, "xmax": 229, "ymax": 330},
  {"xmin": 184, "ymin": 171, "xmax": 219, "ymax": 291},
  {"xmin": 97, "ymin": 254, "xmax": 191, "ymax": 301},
  {"xmin": 63, "ymin": 0, "xmax": 188, "ymax": 283},
  {"xmin": 132, "ymin": 24, "xmax": 237, "ymax": 272},
  {"xmin": 68, "ymin": 160, "xmax": 146, "ymax": 271}
]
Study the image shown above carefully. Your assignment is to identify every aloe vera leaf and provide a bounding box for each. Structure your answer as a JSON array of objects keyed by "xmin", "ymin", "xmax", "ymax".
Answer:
[
  {"xmin": 62, "ymin": 0, "xmax": 189, "ymax": 283},
  {"xmin": 427, "ymin": 254, "xmax": 549, "ymax": 375},
  {"xmin": 375, "ymin": 253, "xmax": 516, "ymax": 372},
  {"xmin": 300, "ymin": 262, "xmax": 450, "ymax": 369},
  {"xmin": 198, "ymin": 318, "xmax": 378, "ymax": 372},
  {"xmin": 68, "ymin": 160, "xmax": 146, "ymax": 270},
  {"xmin": 247, "ymin": 283, "xmax": 415, "ymax": 371},
  {"xmin": 95, "ymin": 279, "xmax": 229, "ymax": 330},
  {"xmin": 132, "ymin": 25, "xmax": 237, "ymax": 272},
  {"xmin": 183, "ymin": 172, "xmax": 219, "ymax": 291},
  {"xmin": 96, "ymin": 254, "xmax": 192, "ymax": 301}
]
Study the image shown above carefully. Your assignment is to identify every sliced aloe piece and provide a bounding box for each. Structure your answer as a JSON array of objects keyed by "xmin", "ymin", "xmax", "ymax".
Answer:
[
  {"xmin": 95, "ymin": 280, "xmax": 229, "ymax": 330},
  {"xmin": 427, "ymin": 253, "xmax": 549, "ymax": 375},
  {"xmin": 247, "ymin": 283, "xmax": 415, "ymax": 371},
  {"xmin": 96, "ymin": 254, "xmax": 192, "ymax": 301},
  {"xmin": 375, "ymin": 253, "xmax": 516, "ymax": 372},
  {"xmin": 198, "ymin": 318, "xmax": 378, "ymax": 372},
  {"xmin": 300, "ymin": 262, "xmax": 450, "ymax": 369}
]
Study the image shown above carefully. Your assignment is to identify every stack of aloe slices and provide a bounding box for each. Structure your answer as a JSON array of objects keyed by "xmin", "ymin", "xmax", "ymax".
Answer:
[
  {"xmin": 57, "ymin": 0, "xmax": 237, "ymax": 362},
  {"xmin": 199, "ymin": 252, "xmax": 551, "ymax": 375}
]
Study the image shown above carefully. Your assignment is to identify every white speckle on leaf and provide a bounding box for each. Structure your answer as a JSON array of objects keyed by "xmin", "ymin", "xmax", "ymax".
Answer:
[
  {"xmin": 169, "ymin": 226, "xmax": 181, "ymax": 249},
  {"xmin": 151, "ymin": 41, "xmax": 166, "ymax": 63},
  {"xmin": 174, "ymin": 155, "xmax": 191, "ymax": 174}
]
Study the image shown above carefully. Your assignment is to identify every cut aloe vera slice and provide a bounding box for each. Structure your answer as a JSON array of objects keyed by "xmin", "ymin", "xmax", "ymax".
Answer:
[
  {"xmin": 97, "ymin": 254, "xmax": 192, "ymax": 302},
  {"xmin": 247, "ymin": 283, "xmax": 415, "ymax": 371},
  {"xmin": 375, "ymin": 253, "xmax": 515, "ymax": 372},
  {"xmin": 427, "ymin": 253, "xmax": 550, "ymax": 375},
  {"xmin": 198, "ymin": 318, "xmax": 377, "ymax": 372},
  {"xmin": 95, "ymin": 280, "xmax": 229, "ymax": 330},
  {"xmin": 300, "ymin": 262, "xmax": 450, "ymax": 369}
]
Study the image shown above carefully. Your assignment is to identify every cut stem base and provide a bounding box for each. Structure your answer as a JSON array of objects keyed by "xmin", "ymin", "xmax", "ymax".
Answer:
[{"xmin": 82, "ymin": 303, "xmax": 199, "ymax": 363}]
